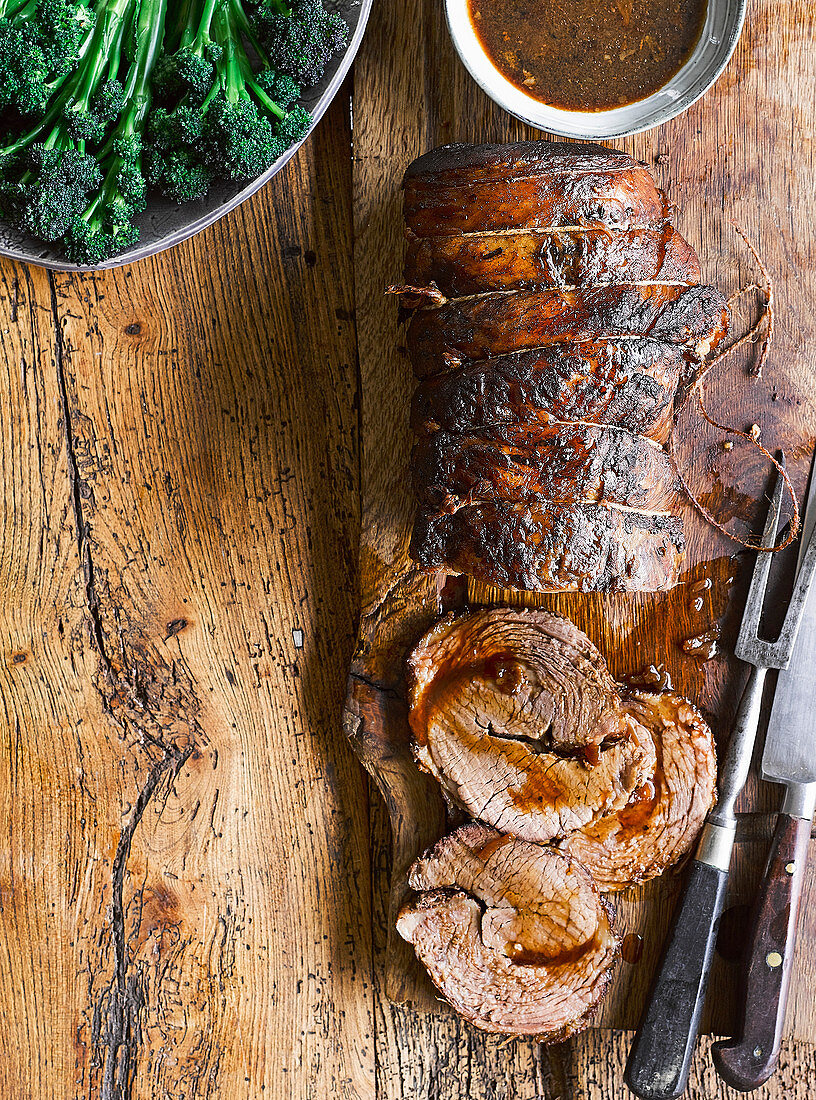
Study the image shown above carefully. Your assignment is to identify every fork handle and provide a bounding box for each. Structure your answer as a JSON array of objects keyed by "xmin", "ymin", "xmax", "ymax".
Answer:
[
  {"xmin": 624, "ymin": 855, "xmax": 730, "ymax": 1100},
  {"xmin": 712, "ymin": 810, "xmax": 811, "ymax": 1091}
]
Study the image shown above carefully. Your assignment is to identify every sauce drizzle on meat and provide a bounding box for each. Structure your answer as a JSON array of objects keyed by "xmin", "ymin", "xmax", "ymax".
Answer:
[{"xmin": 468, "ymin": 0, "xmax": 707, "ymax": 111}]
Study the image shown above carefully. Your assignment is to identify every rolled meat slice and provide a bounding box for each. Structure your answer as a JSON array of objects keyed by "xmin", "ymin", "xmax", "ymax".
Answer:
[
  {"xmin": 562, "ymin": 691, "xmax": 717, "ymax": 891},
  {"xmin": 411, "ymin": 338, "xmax": 688, "ymax": 443},
  {"xmin": 396, "ymin": 822, "xmax": 618, "ymax": 1038},
  {"xmin": 410, "ymin": 338, "xmax": 689, "ymax": 443},
  {"xmin": 403, "ymin": 141, "xmax": 669, "ymax": 236},
  {"xmin": 408, "ymin": 609, "xmax": 657, "ymax": 841},
  {"xmin": 408, "ymin": 608, "xmax": 626, "ymax": 748},
  {"xmin": 411, "ymin": 501, "xmax": 684, "ymax": 593},
  {"xmin": 406, "ymin": 284, "xmax": 729, "ymax": 373},
  {"xmin": 412, "ymin": 422, "xmax": 679, "ymax": 514},
  {"xmin": 404, "ymin": 225, "xmax": 701, "ymax": 296}
]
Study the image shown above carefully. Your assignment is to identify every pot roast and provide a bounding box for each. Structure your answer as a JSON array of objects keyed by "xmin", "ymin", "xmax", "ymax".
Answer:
[
  {"xmin": 396, "ymin": 822, "xmax": 618, "ymax": 1037},
  {"xmin": 400, "ymin": 141, "xmax": 729, "ymax": 593},
  {"xmin": 399, "ymin": 608, "xmax": 718, "ymax": 1036}
]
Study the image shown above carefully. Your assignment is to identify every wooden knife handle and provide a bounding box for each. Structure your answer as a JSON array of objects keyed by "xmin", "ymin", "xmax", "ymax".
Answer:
[
  {"xmin": 625, "ymin": 858, "xmax": 729, "ymax": 1100},
  {"xmin": 712, "ymin": 813, "xmax": 811, "ymax": 1091}
]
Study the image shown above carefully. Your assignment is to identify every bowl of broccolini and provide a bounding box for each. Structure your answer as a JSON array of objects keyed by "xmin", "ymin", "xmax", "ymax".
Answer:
[{"xmin": 0, "ymin": 0, "xmax": 372, "ymax": 268}]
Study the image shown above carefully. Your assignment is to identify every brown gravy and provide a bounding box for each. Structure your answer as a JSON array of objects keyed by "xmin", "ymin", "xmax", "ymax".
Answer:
[{"xmin": 467, "ymin": 0, "xmax": 707, "ymax": 111}]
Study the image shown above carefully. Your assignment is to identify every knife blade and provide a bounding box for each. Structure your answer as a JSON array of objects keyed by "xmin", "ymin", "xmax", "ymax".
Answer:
[
  {"xmin": 762, "ymin": 463, "xmax": 816, "ymax": 785},
  {"xmin": 712, "ymin": 457, "xmax": 816, "ymax": 1092}
]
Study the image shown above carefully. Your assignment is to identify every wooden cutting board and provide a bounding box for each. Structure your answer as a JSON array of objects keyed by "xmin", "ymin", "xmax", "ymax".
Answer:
[{"xmin": 344, "ymin": 0, "xmax": 816, "ymax": 1038}]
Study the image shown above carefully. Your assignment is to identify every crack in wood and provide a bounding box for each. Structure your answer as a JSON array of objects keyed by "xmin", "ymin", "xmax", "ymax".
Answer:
[
  {"xmin": 49, "ymin": 273, "xmax": 113, "ymax": 679},
  {"xmin": 92, "ymin": 743, "xmax": 194, "ymax": 1100}
]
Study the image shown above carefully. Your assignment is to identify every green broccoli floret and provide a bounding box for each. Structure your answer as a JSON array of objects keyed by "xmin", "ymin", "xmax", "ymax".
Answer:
[
  {"xmin": 0, "ymin": 144, "xmax": 101, "ymax": 239},
  {"xmin": 146, "ymin": 145, "xmax": 211, "ymax": 202},
  {"xmin": 31, "ymin": 0, "xmax": 94, "ymax": 80},
  {"xmin": 147, "ymin": 0, "xmax": 313, "ymax": 198},
  {"xmin": 254, "ymin": 68, "xmax": 301, "ymax": 110},
  {"xmin": 202, "ymin": 94, "xmax": 284, "ymax": 180},
  {"xmin": 256, "ymin": 0, "xmax": 347, "ymax": 87},
  {"xmin": 0, "ymin": 20, "xmax": 50, "ymax": 114}
]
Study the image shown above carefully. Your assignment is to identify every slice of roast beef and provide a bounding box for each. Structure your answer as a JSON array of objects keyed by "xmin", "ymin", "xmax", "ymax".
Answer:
[
  {"xmin": 408, "ymin": 608, "xmax": 625, "ymax": 748},
  {"xmin": 396, "ymin": 823, "xmax": 618, "ymax": 1037},
  {"xmin": 406, "ymin": 285, "xmax": 729, "ymax": 374},
  {"xmin": 411, "ymin": 502, "xmax": 684, "ymax": 593},
  {"xmin": 404, "ymin": 225, "xmax": 701, "ymax": 296},
  {"xmin": 562, "ymin": 691, "xmax": 717, "ymax": 891},
  {"xmin": 410, "ymin": 339, "xmax": 688, "ymax": 442},
  {"xmin": 407, "ymin": 609, "xmax": 657, "ymax": 840},
  {"xmin": 412, "ymin": 423, "xmax": 679, "ymax": 514},
  {"xmin": 403, "ymin": 141, "xmax": 669, "ymax": 236}
]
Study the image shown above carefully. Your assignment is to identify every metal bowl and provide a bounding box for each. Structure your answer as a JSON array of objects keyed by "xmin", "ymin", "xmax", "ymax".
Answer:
[
  {"xmin": 0, "ymin": 0, "xmax": 373, "ymax": 270},
  {"xmin": 445, "ymin": 0, "xmax": 746, "ymax": 140}
]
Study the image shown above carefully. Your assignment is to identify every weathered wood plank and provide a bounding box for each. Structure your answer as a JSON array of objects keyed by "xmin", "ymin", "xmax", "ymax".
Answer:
[{"xmin": 0, "ymin": 95, "xmax": 373, "ymax": 1100}]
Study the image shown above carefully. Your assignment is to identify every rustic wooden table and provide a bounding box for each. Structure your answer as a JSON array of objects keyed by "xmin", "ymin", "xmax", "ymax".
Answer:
[{"xmin": 2, "ymin": 0, "xmax": 816, "ymax": 1095}]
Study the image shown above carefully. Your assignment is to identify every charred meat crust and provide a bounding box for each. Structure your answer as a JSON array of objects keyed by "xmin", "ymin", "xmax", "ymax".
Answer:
[
  {"xmin": 403, "ymin": 143, "xmax": 669, "ymax": 236},
  {"xmin": 406, "ymin": 284, "xmax": 729, "ymax": 370},
  {"xmin": 411, "ymin": 502, "xmax": 684, "ymax": 593},
  {"xmin": 404, "ymin": 225, "xmax": 701, "ymax": 296},
  {"xmin": 410, "ymin": 338, "xmax": 687, "ymax": 443},
  {"xmin": 402, "ymin": 140, "xmax": 643, "ymax": 181},
  {"xmin": 396, "ymin": 823, "xmax": 618, "ymax": 1038},
  {"xmin": 412, "ymin": 422, "xmax": 680, "ymax": 513}
]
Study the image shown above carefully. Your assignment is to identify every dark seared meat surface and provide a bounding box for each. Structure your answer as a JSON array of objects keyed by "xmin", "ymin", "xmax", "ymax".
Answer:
[
  {"xmin": 405, "ymin": 225, "xmax": 701, "ymax": 296},
  {"xmin": 400, "ymin": 140, "xmax": 726, "ymax": 594},
  {"xmin": 563, "ymin": 691, "xmax": 717, "ymax": 891},
  {"xmin": 411, "ymin": 502, "xmax": 684, "ymax": 592},
  {"xmin": 396, "ymin": 823, "xmax": 618, "ymax": 1038},
  {"xmin": 412, "ymin": 423, "xmax": 679, "ymax": 513},
  {"xmin": 410, "ymin": 339, "xmax": 686, "ymax": 442},
  {"xmin": 407, "ymin": 284, "xmax": 728, "ymax": 372},
  {"xmin": 404, "ymin": 142, "xmax": 668, "ymax": 236}
]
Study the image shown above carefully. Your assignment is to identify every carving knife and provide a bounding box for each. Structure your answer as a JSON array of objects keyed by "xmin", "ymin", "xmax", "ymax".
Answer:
[{"xmin": 713, "ymin": 458, "xmax": 816, "ymax": 1090}]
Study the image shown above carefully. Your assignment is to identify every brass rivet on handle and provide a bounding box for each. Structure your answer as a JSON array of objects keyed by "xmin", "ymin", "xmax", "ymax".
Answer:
[
  {"xmin": 785, "ymin": 861, "xmax": 796, "ymax": 874},
  {"xmin": 766, "ymin": 951, "xmax": 783, "ymax": 968}
]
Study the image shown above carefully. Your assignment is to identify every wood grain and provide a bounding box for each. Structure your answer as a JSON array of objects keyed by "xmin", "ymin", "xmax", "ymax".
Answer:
[
  {"xmin": 0, "ymin": 94, "xmax": 374, "ymax": 1100},
  {"xmin": 349, "ymin": 0, "xmax": 816, "ymax": 1066}
]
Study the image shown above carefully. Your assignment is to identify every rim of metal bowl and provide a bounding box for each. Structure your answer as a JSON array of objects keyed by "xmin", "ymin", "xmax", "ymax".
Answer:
[
  {"xmin": 444, "ymin": 0, "xmax": 747, "ymax": 140},
  {"xmin": 0, "ymin": 0, "xmax": 373, "ymax": 271}
]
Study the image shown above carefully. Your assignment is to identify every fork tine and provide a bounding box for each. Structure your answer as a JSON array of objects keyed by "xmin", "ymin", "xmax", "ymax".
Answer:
[{"xmin": 735, "ymin": 458, "xmax": 787, "ymax": 658}]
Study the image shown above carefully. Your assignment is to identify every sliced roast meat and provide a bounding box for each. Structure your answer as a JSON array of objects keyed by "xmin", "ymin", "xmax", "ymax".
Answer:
[
  {"xmin": 404, "ymin": 225, "xmax": 701, "ymax": 296},
  {"xmin": 563, "ymin": 691, "xmax": 717, "ymax": 891},
  {"xmin": 412, "ymin": 422, "xmax": 679, "ymax": 514},
  {"xmin": 411, "ymin": 339, "xmax": 688, "ymax": 443},
  {"xmin": 396, "ymin": 823, "xmax": 618, "ymax": 1037},
  {"xmin": 404, "ymin": 141, "xmax": 668, "ymax": 236},
  {"xmin": 407, "ymin": 609, "xmax": 657, "ymax": 840},
  {"xmin": 411, "ymin": 502, "xmax": 684, "ymax": 593},
  {"xmin": 406, "ymin": 285, "xmax": 729, "ymax": 374},
  {"xmin": 408, "ymin": 608, "xmax": 625, "ymax": 748},
  {"xmin": 410, "ymin": 338, "xmax": 688, "ymax": 443}
]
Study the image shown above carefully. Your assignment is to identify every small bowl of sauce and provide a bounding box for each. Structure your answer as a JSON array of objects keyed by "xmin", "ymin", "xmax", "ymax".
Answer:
[{"xmin": 445, "ymin": 0, "xmax": 746, "ymax": 138}]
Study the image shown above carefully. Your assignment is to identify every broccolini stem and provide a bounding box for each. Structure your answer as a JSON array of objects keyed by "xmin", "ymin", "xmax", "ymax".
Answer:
[
  {"xmin": 228, "ymin": 0, "xmax": 270, "ymax": 67},
  {"xmin": 83, "ymin": 0, "xmax": 168, "ymax": 224},
  {"xmin": 185, "ymin": 0, "xmax": 219, "ymax": 50}
]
